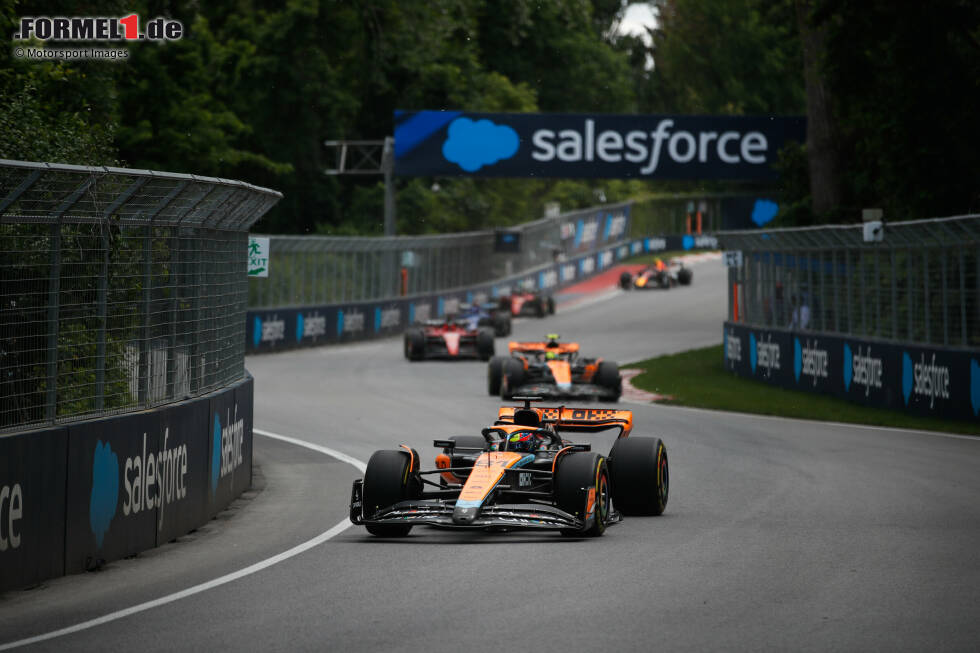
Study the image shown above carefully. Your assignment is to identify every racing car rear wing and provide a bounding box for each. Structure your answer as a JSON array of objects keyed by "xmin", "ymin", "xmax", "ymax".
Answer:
[
  {"xmin": 508, "ymin": 341, "xmax": 580, "ymax": 354},
  {"xmin": 496, "ymin": 404, "xmax": 633, "ymax": 438}
]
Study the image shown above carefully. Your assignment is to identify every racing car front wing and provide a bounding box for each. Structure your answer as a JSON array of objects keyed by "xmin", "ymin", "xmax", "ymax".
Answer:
[{"xmin": 351, "ymin": 481, "xmax": 609, "ymax": 531}]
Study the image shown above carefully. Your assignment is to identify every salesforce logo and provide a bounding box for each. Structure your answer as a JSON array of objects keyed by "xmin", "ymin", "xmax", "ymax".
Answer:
[
  {"xmin": 843, "ymin": 343, "xmax": 883, "ymax": 397},
  {"xmin": 253, "ymin": 316, "xmax": 262, "ymax": 347},
  {"xmin": 751, "ymin": 199, "xmax": 778, "ymax": 227},
  {"xmin": 682, "ymin": 235, "xmax": 694, "ymax": 250},
  {"xmin": 212, "ymin": 407, "xmax": 246, "ymax": 495},
  {"xmin": 903, "ymin": 351, "xmax": 951, "ymax": 409},
  {"xmin": 442, "ymin": 118, "xmax": 519, "ymax": 172},
  {"xmin": 89, "ymin": 440, "xmax": 119, "ymax": 549},
  {"xmin": 794, "ymin": 337, "xmax": 828, "ymax": 386}
]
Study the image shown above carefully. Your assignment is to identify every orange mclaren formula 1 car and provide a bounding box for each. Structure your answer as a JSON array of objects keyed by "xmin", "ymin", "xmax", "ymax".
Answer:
[
  {"xmin": 486, "ymin": 335, "xmax": 621, "ymax": 401},
  {"xmin": 349, "ymin": 397, "xmax": 669, "ymax": 537}
]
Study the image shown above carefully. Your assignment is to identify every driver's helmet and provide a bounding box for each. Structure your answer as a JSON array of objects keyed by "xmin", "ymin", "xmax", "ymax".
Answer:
[
  {"xmin": 545, "ymin": 350, "xmax": 558, "ymax": 360},
  {"xmin": 507, "ymin": 430, "xmax": 539, "ymax": 452},
  {"xmin": 545, "ymin": 333, "xmax": 560, "ymax": 348}
]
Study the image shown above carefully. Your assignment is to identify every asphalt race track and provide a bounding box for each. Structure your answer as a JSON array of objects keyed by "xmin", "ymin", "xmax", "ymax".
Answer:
[{"xmin": 3, "ymin": 259, "xmax": 979, "ymax": 651}]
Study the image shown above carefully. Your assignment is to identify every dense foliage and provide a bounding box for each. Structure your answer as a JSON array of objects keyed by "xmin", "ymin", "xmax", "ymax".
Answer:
[{"xmin": 1, "ymin": 1, "xmax": 976, "ymax": 231}]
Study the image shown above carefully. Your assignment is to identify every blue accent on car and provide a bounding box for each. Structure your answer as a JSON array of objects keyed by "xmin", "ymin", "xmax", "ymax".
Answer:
[
  {"xmin": 750, "ymin": 333, "xmax": 757, "ymax": 373},
  {"xmin": 442, "ymin": 118, "xmax": 519, "ymax": 172},
  {"xmin": 793, "ymin": 338, "xmax": 802, "ymax": 382},
  {"xmin": 211, "ymin": 413, "xmax": 222, "ymax": 493},
  {"xmin": 394, "ymin": 110, "xmax": 462, "ymax": 159},
  {"xmin": 337, "ymin": 310, "xmax": 344, "ymax": 336},
  {"xmin": 89, "ymin": 440, "xmax": 119, "ymax": 549},
  {"xmin": 253, "ymin": 316, "xmax": 262, "ymax": 347},
  {"xmin": 902, "ymin": 352, "xmax": 914, "ymax": 405},
  {"xmin": 751, "ymin": 199, "xmax": 779, "ymax": 227},
  {"xmin": 682, "ymin": 234, "xmax": 694, "ymax": 250},
  {"xmin": 843, "ymin": 344, "xmax": 853, "ymax": 391},
  {"xmin": 295, "ymin": 314, "xmax": 304, "ymax": 342},
  {"xmin": 970, "ymin": 359, "xmax": 980, "ymax": 416}
]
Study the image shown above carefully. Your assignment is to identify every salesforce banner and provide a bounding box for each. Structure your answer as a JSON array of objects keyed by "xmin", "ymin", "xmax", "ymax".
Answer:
[
  {"xmin": 724, "ymin": 322, "xmax": 980, "ymax": 422},
  {"xmin": 394, "ymin": 110, "xmax": 805, "ymax": 180}
]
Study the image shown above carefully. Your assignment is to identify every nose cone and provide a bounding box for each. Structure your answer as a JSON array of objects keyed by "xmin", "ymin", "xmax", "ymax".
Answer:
[
  {"xmin": 547, "ymin": 360, "xmax": 572, "ymax": 390},
  {"xmin": 453, "ymin": 505, "xmax": 479, "ymax": 524}
]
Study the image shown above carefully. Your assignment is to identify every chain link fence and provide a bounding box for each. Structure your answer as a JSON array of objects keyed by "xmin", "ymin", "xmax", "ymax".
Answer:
[
  {"xmin": 0, "ymin": 159, "xmax": 281, "ymax": 432},
  {"xmin": 720, "ymin": 215, "xmax": 980, "ymax": 348},
  {"xmin": 248, "ymin": 201, "xmax": 634, "ymax": 308}
]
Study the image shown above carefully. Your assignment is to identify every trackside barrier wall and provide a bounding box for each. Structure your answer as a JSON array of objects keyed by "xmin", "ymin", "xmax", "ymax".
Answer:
[
  {"xmin": 0, "ymin": 376, "xmax": 252, "ymax": 592},
  {"xmin": 723, "ymin": 322, "xmax": 979, "ymax": 422},
  {"xmin": 247, "ymin": 234, "xmax": 718, "ymax": 352}
]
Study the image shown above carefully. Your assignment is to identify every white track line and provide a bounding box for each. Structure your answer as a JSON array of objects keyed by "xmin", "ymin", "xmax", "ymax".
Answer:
[{"xmin": 0, "ymin": 430, "xmax": 365, "ymax": 652}]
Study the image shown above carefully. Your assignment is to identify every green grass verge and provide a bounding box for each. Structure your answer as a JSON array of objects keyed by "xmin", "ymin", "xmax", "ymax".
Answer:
[{"xmin": 628, "ymin": 344, "xmax": 980, "ymax": 435}]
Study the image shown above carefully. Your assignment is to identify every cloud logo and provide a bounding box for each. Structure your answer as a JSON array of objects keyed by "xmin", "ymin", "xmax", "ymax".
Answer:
[
  {"xmin": 751, "ymin": 199, "xmax": 779, "ymax": 227},
  {"xmin": 442, "ymin": 118, "xmax": 519, "ymax": 172},
  {"xmin": 253, "ymin": 317, "xmax": 262, "ymax": 347},
  {"xmin": 902, "ymin": 352, "xmax": 914, "ymax": 405},
  {"xmin": 793, "ymin": 338, "xmax": 802, "ymax": 382},
  {"xmin": 682, "ymin": 235, "xmax": 694, "ymax": 250},
  {"xmin": 296, "ymin": 314, "xmax": 304, "ymax": 342},
  {"xmin": 211, "ymin": 413, "xmax": 222, "ymax": 494},
  {"xmin": 409, "ymin": 303, "xmax": 416, "ymax": 323},
  {"xmin": 843, "ymin": 344, "xmax": 853, "ymax": 391},
  {"xmin": 970, "ymin": 359, "xmax": 980, "ymax": 416},
  {"xmin": 749, "ymin": 333, "xmax": 757, "ymax": 373},
  {"xmin": 89, "ymin": 440, "xmax": 119, "ymax": 549},
  {"xmin": 336, "ymin": 310, "xmax": 344, "ymax": 336},
  {"xmin": 374, "ymin": 307, "xmax": 382, "ymax": 332}
]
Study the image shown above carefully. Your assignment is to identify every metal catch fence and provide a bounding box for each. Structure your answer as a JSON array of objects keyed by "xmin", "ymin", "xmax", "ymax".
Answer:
[
  {"xmin": 720, "ymin": 215, "xmax": 980, "ymax": 348},
  {"xmin": 0, "ymin": 159, "xmax": 281, "ymax": 432},
  {"xmin": 248, "ymin": 202, "xmax": 634, "ymax": 308}
]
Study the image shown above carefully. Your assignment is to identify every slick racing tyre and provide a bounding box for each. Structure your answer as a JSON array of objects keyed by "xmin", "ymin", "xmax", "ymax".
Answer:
[
  {"xmin": 487, "ymin": 356, "xmax": 506, "ymax": 395},
  {"xmin": 677, "ymin": 267, "xmax": 693, "ymax": 285},
  {"xmin": 546, "ymin": 296, "xmax": 556, "ymax": 315},
  {"xmin": 596, "ymin": 360, "xmax": 622, "ymax": 402},
  {"xmin": 534, "ymin": 298, "xmax": 546, "ymax": 318},
  {"xmin": 493, "ymin": 314, "xmax": 511, "ymax": 337},
  {"xmin": 620, "ymin": 271, "xmax": 633, "ymax": 290},
  {"xmin": 555, "ymin": 452, "xmax": 610, "ymax": 537},
  {"xmin": 609, "ymin": 437, "xmax": 668, "ymax": 516},
  {"xmin": 476, "ymin": 327, "xmax": 495, "ymax": 361},
  {"xmin": 362, "ymin": 449, "xmax": 422, "ymax": 537},
  {"xmin": 500, "ymin": 358, "xmax": 526, "ymax": 399},
  {"xmin": 404, "ymin": 328, "xmax": 424, "ymax": 361}
]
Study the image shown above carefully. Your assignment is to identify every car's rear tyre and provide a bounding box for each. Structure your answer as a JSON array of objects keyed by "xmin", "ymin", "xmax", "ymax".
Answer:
[
  {"xmin": 546, "ymin": 296, "xmax": 556, "ymax": 314},
  {"xmin": 362, "ymin": 450, "xmax": 421, "ymax": 537},
  {"xmin": 493, "ymin": 314, "xmax": 511, "ymax": 337},
  {"xmin": 609, "ymin": 437, "xmax": 668, "ymax": 516},
  {"xmin": 596, "ymin": 360, "xmax": 621, "ymax": 402},
  {"xmin": 534, "ymin": 298, "xmax": 545, "ymax": 318},
  {"xmin": 500, "ymin": 358, "xmax": 525, "ymax": 399},
  {"xmin": 404, "ymin": 328, "xmax": 424, "ymax": 361},
  {"xmin": 677, "ymin": 267, "xmax": 693, "ymax": 285},
  {"xmin": 620, "ymin": 271, "xmax": 633, "ymax": 290},
  {"xmin": 476, "ymin": 327, "xmax": 495, "ymax": 360},
  {"xmin": 555, "ymin": 452, "xmax": 610, "ymax": 537},
  {"xmin": 487, "ymin": 356, "xmax": 506, "ymax": 395}
]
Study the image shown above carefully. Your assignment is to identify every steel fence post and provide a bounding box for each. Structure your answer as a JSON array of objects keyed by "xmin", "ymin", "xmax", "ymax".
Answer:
[
  {"xmin": 45, "ymin": 221, "xmax": 61, "ymax": 422},
  {"xmin": 959, "ymin": 248, "xmax": 967, "ymax": 345},
  {"xmin": 95, "ymin": 222, "xmax": 109, "ymax": 412},
  {"xmin": 941, "ymin": 248, "xmax": 949, "ymax": 345},
  {"xmin": 923, "ymin": 248, "xmax": 930, "ymax": 343}
]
